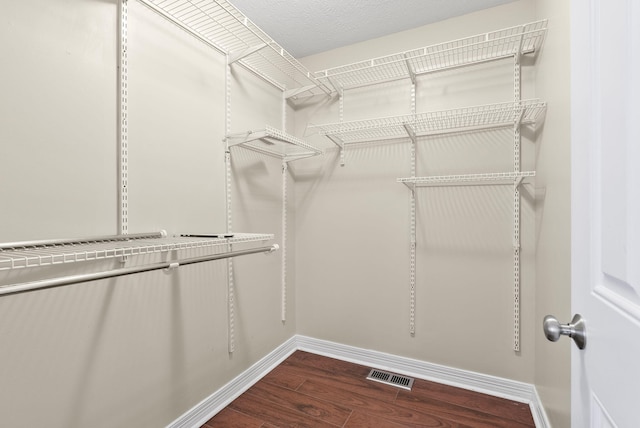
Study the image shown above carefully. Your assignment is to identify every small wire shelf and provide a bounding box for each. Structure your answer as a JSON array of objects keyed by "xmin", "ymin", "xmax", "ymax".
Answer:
[
  {"xmin": 0, "ymin": 232, "xmax": 274, "ymax": 271},
  {"xmin": 308, "ymin": 100, "xmax": 546, "ymax": 145},
  {"xmin": 398, "ymin": 171, "xmax": 536, "ymax": 188},
  {"xmin": 226, "ymin": 125, "xmax": 323, "ymax": 162},
  {"xmin": 314, "ymin": 20, "xmax": 547, "ymax": 90},
  {"xmin": 138, "ymin": 0, "xmax": 331, "ymax": 98}
]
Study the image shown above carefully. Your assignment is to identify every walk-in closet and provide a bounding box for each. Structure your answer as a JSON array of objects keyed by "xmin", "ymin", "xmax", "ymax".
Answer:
[{"xmin": 4, "ymin": 0, "xmax": 613, "ymax": 426}]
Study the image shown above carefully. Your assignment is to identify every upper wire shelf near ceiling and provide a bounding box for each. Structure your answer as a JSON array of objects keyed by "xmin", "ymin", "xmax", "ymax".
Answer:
[
  {"xmin": 314, "ymin": 20, "xmax": 547, "ymax": 90},
  {"xmin": 137, "ymin": 0, "xmax": 332, "ymax": 99},
  {"xmin": 0, "ymin": 232, "xmax": 274, "ymax": 271},
  {"xmin": 226, "ymin": 125, "xmax": 323, "ymax": 162},
  {"xmin": 308, "ymin": 99, "xmax": 546, "ymax": 145}
]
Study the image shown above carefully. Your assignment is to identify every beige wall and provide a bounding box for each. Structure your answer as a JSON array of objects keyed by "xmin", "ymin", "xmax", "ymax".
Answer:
[
  {"xmin": 534, "ymin": 1, "xmax": 572, "ymax": 427},
  {"xmin": 295, "ymin": 0, "xmax": 540, "ymax": 382},
  {"xmin": 0, "ymin": 1, "xmax": 293, "ymax": 427}
]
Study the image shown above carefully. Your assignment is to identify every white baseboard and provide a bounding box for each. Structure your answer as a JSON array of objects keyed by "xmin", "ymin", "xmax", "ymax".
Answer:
[
  {"xmin": 168, "ymin": 334, "xmax": 550, "ymax": 428},
  {"xmin": 166, "ymin": 335, "xmax": 298, "ymax": 428},
  {"xmin": 529, "ymin": 387, "xmax": 552, "ymax": 428}
]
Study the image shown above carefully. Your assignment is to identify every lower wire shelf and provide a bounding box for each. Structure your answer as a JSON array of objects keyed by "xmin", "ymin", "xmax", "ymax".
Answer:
[
  {"xmin": 0, "ymin": 232, "xmax": 274, "ymax": 271},
  {"xmin": 398, "ymin": 171, "xmax": 535, "ymax": 188},
  {"xmin": 0, "ymin": 231, "xmax": 277, "ymax": 296}
]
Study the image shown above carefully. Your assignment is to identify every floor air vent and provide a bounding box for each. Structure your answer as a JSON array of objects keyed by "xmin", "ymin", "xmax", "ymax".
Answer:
[{"xmin": 366, "ymin": 369, "xmax": 414, "ymax": 390}]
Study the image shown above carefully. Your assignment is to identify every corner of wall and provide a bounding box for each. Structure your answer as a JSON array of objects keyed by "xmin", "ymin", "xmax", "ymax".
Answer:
[{"xmin": 533, "ymin": 0, "xmax": 572, "ymax": 427}]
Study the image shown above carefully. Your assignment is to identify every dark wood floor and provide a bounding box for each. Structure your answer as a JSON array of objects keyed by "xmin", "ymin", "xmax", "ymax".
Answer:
[{"xmin": 202, "ymin": 351, "xmax": 535, "ymax": 427}]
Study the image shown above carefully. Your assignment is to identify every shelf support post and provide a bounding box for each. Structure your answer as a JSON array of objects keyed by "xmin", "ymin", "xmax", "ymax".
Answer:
[
  {"xmin": 118, "ymin": 0, "xmax": 128, "ymax": 236},
  {"xmin": 516, "ymin": 25, "xmax": 526, "ymax": 63},
  {"xmin": 408, "ymin": 88, "xmax": 417, "ymax": 335},
  {"xmin": 409, "ymin": 148, "xmax": 416, "ymax": 337},
  {"xmin": 512, "ymin": 53, "xmax": 522, "ymax": 352},
  {"xmin": 226, "ymin": 147, "xmax": 236, "ymax": 354},
  {"xmin": 281, "ymin": 161, "xmax": 288, "ymax": 322},
  {"xmin": 513, "ymin": 180, "xmax": 521, "ymax": 352},
  {"xmin": 282, "ymin": 85, "xmax": 287, "ymax": 131},
  {"xmin": 225, "ymin": 54, "xmax": 236, "ymax": 354},
  {"xmin": 338, "ymin": 86, "xmax": 346, "ymax": 166}
]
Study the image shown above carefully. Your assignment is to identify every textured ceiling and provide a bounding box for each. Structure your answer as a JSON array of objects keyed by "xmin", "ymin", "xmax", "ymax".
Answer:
[{"xmin": 230, "ymin": 0, "xmax": 520, "ymax": 58}]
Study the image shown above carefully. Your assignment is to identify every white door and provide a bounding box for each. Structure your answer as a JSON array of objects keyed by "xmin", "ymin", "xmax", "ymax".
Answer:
[{"xmin": 571, "ymin": 0, "xmax": 640, "ymax": 427}]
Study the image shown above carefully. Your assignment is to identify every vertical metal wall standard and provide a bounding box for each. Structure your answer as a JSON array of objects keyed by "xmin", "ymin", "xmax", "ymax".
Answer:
[
  {"xmin": 225, "ymin": 58, "xmax": 236, "ymax": 353},
  {"xmin": 281, "ymin": 93, "xmax": 288, "ymax": 323},
  {"xmin": 321, "ymin": 85, "xmax": 346, "ymax": 166},
  {"xmin": 338, "ymin": 87, "xmax": 345, "ymax": 166},
  {"xmin": 512, "ymin": 46, "xmax": 522, "ymax": 352},
  {"xmin": 118, "ymin": 0, "xmax": 129, "ymax": 235},
  {"xmin": 409, "ymin": 83, "xmax": 417, "ymax": 336},
  {"xmin": 281, "ymin": 160, "xmax": 288, "ymax": 322}
]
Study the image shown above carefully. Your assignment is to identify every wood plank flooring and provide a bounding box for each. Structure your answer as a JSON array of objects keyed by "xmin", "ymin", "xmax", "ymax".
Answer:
[{"xmin": 202, "ymin": 351, "xmax": 535, "ymax": 427}]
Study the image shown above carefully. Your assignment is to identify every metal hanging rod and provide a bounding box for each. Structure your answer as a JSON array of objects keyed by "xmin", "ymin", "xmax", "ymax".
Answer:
[
  {"xmin": 0, "ymin": 244, "xmax": 279, "ymax": 297},
  {"xmin": 0, "ymin": 231, "xmax": 166, "ymax": 251}
]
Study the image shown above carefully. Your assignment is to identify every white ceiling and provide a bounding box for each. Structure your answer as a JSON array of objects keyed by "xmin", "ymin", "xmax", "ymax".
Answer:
[{"xmin": 230, "ymin": 0, "xmax": 520, "ymax": 58}]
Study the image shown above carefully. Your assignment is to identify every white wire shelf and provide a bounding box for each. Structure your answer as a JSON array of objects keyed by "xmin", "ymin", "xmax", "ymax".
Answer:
[
  {"xmin": 226, "ymin": 125, "xmax": 323, "ymax": 162},
  {"xmin": 308, "ymin": 100, "xmax": 546, "ymax": 145},
  {"xmin": 398, "ymin": 171, "xmax": 536, "ymax": 188},
  {"xmin": 0, "ymin": 232, "xmax": 274, "ymax": 271},
  {"xmin": 314, "ymin": 20, "xmax": 547, "ymax": 90},
  {"xmin": 137, "ymin": 0, "xmax": 332, "ymax": 98}
]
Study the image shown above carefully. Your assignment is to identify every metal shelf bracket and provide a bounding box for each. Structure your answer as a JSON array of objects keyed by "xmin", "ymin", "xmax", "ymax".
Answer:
[
  {"xmin": 402, "ymin": 123, "xmax": 417, "ymax": 144},
  {"xmin": 228, "ymin": 43, "xmax": 269, "ymax": 64},
  {"xmin": 284, "ymin": 84, "xmax": 318, "ymax": 100}
]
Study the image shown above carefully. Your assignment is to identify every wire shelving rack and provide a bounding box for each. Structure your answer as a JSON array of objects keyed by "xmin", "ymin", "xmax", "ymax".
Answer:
[
  {"xmin": 226, "ymin": 125, "xmax": 323, "ymax": 162},
  {"xmin": 398, "ymin": 171, "xmax": 536, "ymax": 188},
  {"xmin": 0, "ymin": 232, "xmax": 273, "ymax": 271},
  {"xmin": 224, "ymin": 125, "xmax": 322, "ymax": 325},
  {"xmin": 137, "ymin": 0, "xmax": 332, "ymax": 98},
  {"xmin": 314, "ymin": 20, "xmax": 547, "ymax": 90},
  {"xmin": 308, "ymin": 100, "xmax": 546, "ymax": 145},
  {"xmin": 310, "ymin": 19, "xmax": 548, "ymax": 349}
]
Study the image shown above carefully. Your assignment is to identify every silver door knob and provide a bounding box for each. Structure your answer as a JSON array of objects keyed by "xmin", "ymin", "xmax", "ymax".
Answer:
[{"xmin": 543, "ymin": 314, "xmax": 586, "ymax": 350}]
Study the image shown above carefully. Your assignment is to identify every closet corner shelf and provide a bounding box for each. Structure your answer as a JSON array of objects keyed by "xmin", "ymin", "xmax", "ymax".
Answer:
[
  {"xmin": 0, "ymin": 232, "xmax": 274, "ymax": 271},
  {"xmin": 226, "ymin": 125, "xmax": 323, "ymax": 162},
  {"xmin": 308, "ymin": 99, "xmax": 546, "ymax": 145},
  {"xmin": 398, "ymin": 171, "xmax": 536, "ymax": 188},
  {"xmin": 137, "ymin": 0, "xmax": 331, "ymax": 99},
  {"xmin": 314, "ymin": 19, "xmax": 547, "ymax": 90}
]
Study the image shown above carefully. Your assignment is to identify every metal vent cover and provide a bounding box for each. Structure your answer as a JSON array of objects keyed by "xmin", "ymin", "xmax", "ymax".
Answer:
[{"xmin": 366, "ymin": 369, "xmax": 414, "ymax": 390}]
